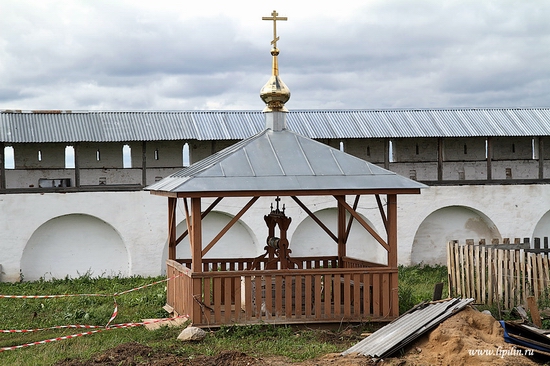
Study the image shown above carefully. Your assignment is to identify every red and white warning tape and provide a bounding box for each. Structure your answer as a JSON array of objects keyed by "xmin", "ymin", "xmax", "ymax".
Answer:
[
  {"xmin": 0, "ymin": 275, "xmax": 187, "ymax": 352},
  {"xmin": 0, "ymin": 317, "xmax": 188, "ymax": 352}
]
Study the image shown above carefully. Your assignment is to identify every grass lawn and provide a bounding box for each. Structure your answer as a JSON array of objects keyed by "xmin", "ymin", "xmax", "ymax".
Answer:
[{"xmin": 0, "ymin": 265, "xmax": 448, "ymax": 365}]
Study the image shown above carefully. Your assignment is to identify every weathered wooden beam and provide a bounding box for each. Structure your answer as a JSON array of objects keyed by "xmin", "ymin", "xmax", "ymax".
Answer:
[
  {"xmin": 167, "ymin": 197, "xmax": 177, "ymax": 260},
  {"xmin": 202, "ymin": 196, "xmax": 259, "ymax": 257},
  {"xmin": 337, "ymin": 195, "xmax": 347, "ymax": 262},
  {"xmin": 191, "ymin": 197, "xmax": 202, "ymax": 272},
  {"xmin": 291, "ymin": 196, "xmax": 338, "ymax": 243},
  {"xmin": 375, "ymin": 194, "xmax": 388, "ymax": 233},
  {"xmin": 343, "ymin": 195, "xmax": 360, "ymax": 244},
  {"xmin": 334, "ymin": 196, "xmax": 390, "ymax": 252},
  {"xmin": 176, "ymin": 197, "xmax": 223, "ymax": 245},
  {"xmin": 0, "ymin": 142, "xmax": 5, "ymax": 190}
]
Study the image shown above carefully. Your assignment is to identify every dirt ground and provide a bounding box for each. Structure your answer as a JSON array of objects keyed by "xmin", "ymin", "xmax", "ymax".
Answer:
[{"xmin": 54, "ymin": 307, "xmax": 547, "ymax": 366}]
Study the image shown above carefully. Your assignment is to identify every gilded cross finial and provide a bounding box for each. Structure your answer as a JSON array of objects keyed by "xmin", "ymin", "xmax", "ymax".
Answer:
[{"xmin": 262, "ymin": 10, "xmax": 287, "ymax": 49}]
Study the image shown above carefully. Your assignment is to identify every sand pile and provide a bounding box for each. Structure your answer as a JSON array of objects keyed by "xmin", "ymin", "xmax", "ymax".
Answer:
[{"xmin": 389, "ymin": 306, "xmax": 541, "ymax": 366}]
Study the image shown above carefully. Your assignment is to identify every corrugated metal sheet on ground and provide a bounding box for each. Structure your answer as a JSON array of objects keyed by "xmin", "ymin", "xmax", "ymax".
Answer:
[
  {"xmin": 342, "ymin": 298, "xmax": 474, "ymax": 359},
  {"xmin": 2, "ymin": 108, "xmax": 550, "ymax": 143}
]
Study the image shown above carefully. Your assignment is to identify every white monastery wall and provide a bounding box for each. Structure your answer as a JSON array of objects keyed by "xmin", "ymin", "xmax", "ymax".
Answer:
[{"xmin": 1, "ymin": 184, "xmax": 550, "ymax": 282}]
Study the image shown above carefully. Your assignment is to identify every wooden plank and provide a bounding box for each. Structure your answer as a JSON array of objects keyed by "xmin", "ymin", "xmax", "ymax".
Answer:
[
  {"xmin": 497, "ymin": 249, "xmax": 503, "ymax": 307},
  {"xmin": 543, "ymin": 254, "xmax": 550, "ymax": 292},
  {"xmin": 527, "ymin": 253, "xmax": 533, "ymax": 300},
  {"xmin": 254, "ymin": 276, "xmax": 262, "ymax": 318},
  {"xmin": 487, "ymin": 248, "xmax": 493, "ymax": 306},
  {"xmin": 372, "ymin": 273, "xmax": 380, "ymax": 317},
  {"xmin": 305, "ymin": 275, "xmax": 312, "ymax": 318},
  {"xmin": 295, "ymin": 275, "xmax": 303, "ymax": 319},
  {"xmin": 537, "ymin": 254, "xmax": 544, "ymax": 298},
  {"xmin": 353, "ymin": 273, "xmax": 361, "ymax": 317},
  {"xmin": 315, "ymin": 275, "xmax": 322, "ymax": 319},
  {"xmin": 520, "ymin": 249, "xmax": 527, "ymax": 307},
  {"xmin": 212, "ymin": 277, "xmax": 221, "ymax": 323},
  {"xmin": 475, "ymin": 245, "xmax": 481, "ymax": 302},
  {"xmin": 527, "ymin": 296, "xmax": 542, "ymax": 328},
  {"xmin": 324, "ymin": 274, "xmax": 332, "ymax": 318},
  {"xmin": 275, "ymin": 275, "xmax": 283, "ymax": 318},
  {"xmin": 344, "ymin": 274, "xmax": 351, "ymax": 318},
  {"xmin": 333, "ymin": 274, "xmax": 341, "ymax": 317},
  {"xmin": 532, "ymin": 253, "xmax": 539, "ymax": 299},
  {"xmin": 468, "ymin": 244, "xmax": 474, "ymax": 298},
  {"xmin": 381, "ymin": 273, "xmax": 389, "ymax": 318},
  {"xmin": 363, "ymin": 273, "xmax": 371, "ymax": 317},
  {"xmin": 265, "ymin": 276, "xmax": 273, "ymax": 319},
  {"xmin": 203, "ymin": 277, "xmax": 212, "ymax": 322},
  {"xmin": 233, "ymin": 277, "xmax": 241, "ymax": 322},
  {"xmin": 460, "ymin": 244, "xmax": 466, "ymax": 298},
  {"xmin": 285, "ymin": 276, "xmax": 293, "ymax": 319},
  {"xmin": 504, "ymin": 249, "xmax": 509, "ymax": 309},
  {"xmin": 188, "ymin": 277, "xmax": 196, "ymax": 321},
  {"xmin": 224, "ymin": 277, "xmax": 232, "ymax": 323},
  {"xmin": 244, "ymin": 276, "xmax": 252, "ymax": 321},
  {"xmin": 480, "ymin": 245, "xmax": 486, "ymax": 304}
]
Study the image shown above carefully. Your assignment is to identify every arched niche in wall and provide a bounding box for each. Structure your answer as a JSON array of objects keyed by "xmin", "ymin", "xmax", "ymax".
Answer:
[
  {"xmin": 161, "ymin": 211, "xmax": 259, "ymax": 273},
  {"xmin": 291, "ymin": 208, "xmax": 386, "ymax": 264},
  {"xmin": 532, "ymin": 210, "xmax": 550, "ymax": 242},
  {"xmin": 411, "ymin": 206, "xmax": 501, "ymax": 265},
  {"xmin": 21, "ymin": 214, "xmax": 129, "ymax": 281}
]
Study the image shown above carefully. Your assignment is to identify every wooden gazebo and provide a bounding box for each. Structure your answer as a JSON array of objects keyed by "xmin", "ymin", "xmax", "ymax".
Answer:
[{"xmin": 146, "ymin": 11, "xmax": 425, "ymax": 327}]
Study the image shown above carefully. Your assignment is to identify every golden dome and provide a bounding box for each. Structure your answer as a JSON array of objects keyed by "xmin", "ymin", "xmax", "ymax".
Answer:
[{"xmin": 260, "ymin": 48, "xmax": 291, "ymax": 112}]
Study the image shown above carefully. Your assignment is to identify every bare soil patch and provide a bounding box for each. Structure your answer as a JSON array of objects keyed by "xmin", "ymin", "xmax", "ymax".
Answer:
[{"xmin": 54, "ymin": 307, "xmax": 546, "ymax": 366}]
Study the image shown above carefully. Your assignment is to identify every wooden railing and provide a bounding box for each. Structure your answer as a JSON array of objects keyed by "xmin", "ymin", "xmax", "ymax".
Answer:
[
  {"xmin": 447, "ymin": 241, "xmax": 550, "ymax": 309},
  {"xmin": 167, "ymin": 258, "xmax": 398, "ymax": 327}
]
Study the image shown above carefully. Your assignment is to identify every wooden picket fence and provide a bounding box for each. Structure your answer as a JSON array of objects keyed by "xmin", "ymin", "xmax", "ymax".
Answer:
[{"xmin": 447, "ymin": 238, "xmax": 550, "ymax": 309}]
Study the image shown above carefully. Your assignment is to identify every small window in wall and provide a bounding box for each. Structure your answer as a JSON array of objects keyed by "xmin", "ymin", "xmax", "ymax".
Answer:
[
  {"xmin": 409, "ymin": 170, "xmax": 417, "ymax": 180},
  {"xmin": 506, "ymin": 168, "xmax": 512, "ymax": 179},
  {"xmin": 122, "ymin": 144, "xmax": 132, "ymax": 168},
  {"xmin": 96, "ymin": 149, "xmax": 101, "ymax": 161},
  {"xmin": 366, "ymin": 146, "xmax": 371, "ymax": 157},
  {"xmin": 182, "ymin": 143, "xmax": 190, "ymax": 166},
  {"xmin": 339, "ymin": 141, "xmax": 344, "ymax": 152},
  {"xmin": 65, "ymin": 146, "xmax": 75, "ymax": 168},
  {"xmin": 464, "ymin": 144, "xmax": 467, "ymax": 154},
  {"xmin": 512, "ymin": 144, "xmax": 515, "ymax": 153},
  {"xmin": 154, "ymin": 148, "xmax": 159, "ymax": 160},
  {"xmin": 38, "ymin": 150, "xmax": 42, "ymax": 162},
  {"xmin": 389, "ymin": 140, "xmax": 394, "ymax": 162},
  {"xmin": 4, "ymin": 146, "xmax": 15, "ymax": 169},
  {"xmin": 415, "ymin": 144, "xmax": 419, "ymax": 155}
]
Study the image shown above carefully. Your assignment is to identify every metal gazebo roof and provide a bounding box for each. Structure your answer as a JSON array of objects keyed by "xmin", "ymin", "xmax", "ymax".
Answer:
[{"xmin": 146, "ymin": 125, "xmax": 426, "ymax": 197}]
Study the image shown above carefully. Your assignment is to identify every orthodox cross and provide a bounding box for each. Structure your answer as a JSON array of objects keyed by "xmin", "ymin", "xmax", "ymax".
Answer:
[{"xmin": 262, "ymin": 10, "xmax": 287, "ymax": 49}]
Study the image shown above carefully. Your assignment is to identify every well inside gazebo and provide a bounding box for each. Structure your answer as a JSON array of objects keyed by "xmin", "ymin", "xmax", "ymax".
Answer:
[
  {"xmin": 156, "ymin": 191, "xmax": 418, "ymax": 327},
  {"xmin": 146, "ymin": 10, "xmax": 424, "ymax": 327}
]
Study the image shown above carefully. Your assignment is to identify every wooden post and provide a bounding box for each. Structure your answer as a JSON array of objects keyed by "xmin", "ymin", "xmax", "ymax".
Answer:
[
  {"xmin": 167, "ymin": 197, "xmax": 177, "ymax": 260},
  {"xmin": 486, "ymin": 137, "xmax": 492, "ymax": 181},
  {"xmin": 142, "ymin": 141, "xmax": 147, "ymax": 186},
  {"xmin": 387, "ymin": 194, "xmax": 398, "ymax": 316},
  {"xmin": 437, "ymin": 137, "xmax": 443, "ymax": 181},
  {"xmin": 0, "ymin": 142, "xmax": 5, "ymax": 190},
  {"xmin": 336, "ymin": 195, "xmax": 346, "ymax": 264},
  {"xmin": 74, "ymin": 143, "xmax": 80, "ymax": 188},
  {"xmin": 538, "ymin": 137, "xmax": 544, "ymax": 180},
  {"xmin": 191, "ymin": 197, "xmax": 202, "ymax": 273}
]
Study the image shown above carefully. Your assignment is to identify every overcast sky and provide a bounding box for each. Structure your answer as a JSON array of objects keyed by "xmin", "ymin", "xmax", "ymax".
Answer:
[{"xmin": 0, "ymin": 0, "xmax": 549, "ymax": 111}]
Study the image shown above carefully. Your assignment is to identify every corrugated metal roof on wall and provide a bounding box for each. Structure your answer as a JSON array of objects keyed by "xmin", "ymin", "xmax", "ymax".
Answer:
[{"xmin": 2, "ymin": 108, "xmax": 550, "ymax": 143}]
